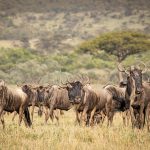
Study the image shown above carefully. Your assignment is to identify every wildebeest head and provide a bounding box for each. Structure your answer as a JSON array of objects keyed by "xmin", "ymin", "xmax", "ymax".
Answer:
[
  {"xmin": 37, "ymin": 86, "xmax": 45, "ymax": 102},
  {"xmin": 64, "ymin": 81, "xmax": 83, "ymax": 104},
  {"xmin": 22, "ymin": 84, "xmax": 33, "ymax": 96},
  {"xmin": 129, "ymin": 67, "xmax": 143, "ymax": 94},
  {"xmin": 118, "ymin": 62, "xmax": 147, "ymax": 95},
  {"xmin": 61, "ymin": 75, "xmax": 90, "ymax": 104},
  {"xmin": 21, "ymin": 84, "xmax": 38, "ymax": 103}
]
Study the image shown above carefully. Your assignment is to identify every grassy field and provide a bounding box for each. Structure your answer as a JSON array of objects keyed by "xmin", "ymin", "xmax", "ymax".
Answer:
[{"xmin": 1, "ymin": 109, "xmax": 150, "ymax": 150}]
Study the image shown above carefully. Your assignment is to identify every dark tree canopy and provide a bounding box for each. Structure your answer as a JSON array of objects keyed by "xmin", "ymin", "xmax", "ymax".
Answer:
[{"xmin": 77, "ymin": 31, "xmax": 150, "ymax": 62}]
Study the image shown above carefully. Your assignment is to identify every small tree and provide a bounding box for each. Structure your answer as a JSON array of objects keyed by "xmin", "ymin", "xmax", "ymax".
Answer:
[
  {"xmin": 77, "ymin": 31, "xmax": 150, "ymax": 82},
  {"xmin": 77, "ymin": 31, "xmax": 150, "ymax": 62}
]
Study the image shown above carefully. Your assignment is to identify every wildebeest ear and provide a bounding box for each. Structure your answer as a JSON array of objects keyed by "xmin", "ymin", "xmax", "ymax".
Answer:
[
  {"xmin": 22, "ymin": 84, "xmax": 28, "ymax": 90},
  {"xmin": 119, "ymin": 81, "xmax": 127, "ymax": 87},
  {"xmin": 39, "ymin": 86, "xmax": 44, "ymax": 89},
  {"xmin": 0, "ymin": 80, "xmax": 5, "ymax": 86}
]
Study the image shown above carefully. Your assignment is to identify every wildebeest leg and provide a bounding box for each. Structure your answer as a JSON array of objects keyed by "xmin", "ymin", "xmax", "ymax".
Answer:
[
  {"xmin": 107, "ymin": 111, "xmax": 114, "ymax": 127},
  {"xmin": 24, "ymin": 107, "xmax": 32, "ymax": 127},
  {"xmin": 100, "ymin": 111, "xmax": 106, "ymax": 125},
  {"xmin": 126, "ymin": 110, "xmax": 130, "ymax": 126},
  {"xmin": 139, "ymin": 103, "xmax": 144, "ymax": 129},
  {"xmin": 75, "ymin": 110, "xmax": 81, "ymax": 125},
  {"xmin": 110, "ymin": 112, "xmax": 114, "ymax": 126},
  {"xmin": 38, "ymin": 106, "xmax": 43, "ymax": 117},
  {"xmin": 45, "ymin": 106, "xmax": 50, "ymax": 124},
  {"xmin": 23, "ymin": 114, "xmax": 28, "ymax": 127},
  {"xmin": 146, "ymin": 104, "xmax": 150, "ymax": 132},
  {"xmin": 130, "ymin": 107, "xmax": 136, "ymax": 128},
  {"xmin": 0, "ymin": 107, "xmax": 5, "ymax": 129},
  {"xmin": 60, "ymin": 110, "xmax": 64, "ymax": 115},
  {"xmin": 122, "ymin": 111, "xmax": 130, "ymax": 126},
  {"xmin": 86, "ymin": 113, "xmax": 90, "ymax": 126},
  {"xmin": 1, "ymin": 113, "xmax": 5, "ymax": 129},
  {"xmin": 12, "ymin": 111, "xmax": 17, "ymax": 121},
  {"xmin": 49, "ymin": 105, "xmax": 54, "ymax": 122},
  {"xmin": 18, "ymin": 106, "xmax": 24, "ymax": 126},
  {"xmin": 89, "ymin": 106, "xmax": 97, "ymax": 126},
  {"xmin": 31, "ymin": 102, "xmax": 35, "ymax": 122},
  {"xmin": 106, "ymin": 103, "xmax": 112, "ymax": 127},
  {"xmin": 81, "ymin": 106, "xmax": 88, "ymax": 126},
  {"xmin": 54, "ymin": 110, "xmax": 59, "ymax": 125},
  {"xmin": 122, "ymin": 112, "xmax": 126, "ymax": 126}
]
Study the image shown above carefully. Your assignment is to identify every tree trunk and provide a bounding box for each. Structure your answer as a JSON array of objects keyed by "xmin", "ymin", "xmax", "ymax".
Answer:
[{"xmin": 117, "ymin": 57, "xmax": 124, "ymax": 84}]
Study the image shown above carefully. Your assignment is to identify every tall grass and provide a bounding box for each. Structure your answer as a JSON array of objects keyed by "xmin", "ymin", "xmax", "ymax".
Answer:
[{"xmin": 0, "ymin": 109, "xmax": 150, "ymax": 150}]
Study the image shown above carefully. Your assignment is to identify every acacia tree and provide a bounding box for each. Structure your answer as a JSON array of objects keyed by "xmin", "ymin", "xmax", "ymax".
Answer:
[
  {"xmin": 78, "ymin": 31, "xmax": 150, "ymax": 62},
  {"xmin": 77, "ymin": 31, "xmax": 150, "ymax": 82}
]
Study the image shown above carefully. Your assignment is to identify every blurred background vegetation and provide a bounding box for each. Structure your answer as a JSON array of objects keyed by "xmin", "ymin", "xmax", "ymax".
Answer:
[{"xmin": 0, "ymin": 0, "xmax": 149, "ymax": 84}]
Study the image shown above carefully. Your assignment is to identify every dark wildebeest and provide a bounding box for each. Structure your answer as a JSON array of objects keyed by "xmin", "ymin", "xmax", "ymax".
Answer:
[
  {"xmin": 0, "ymin": 80, "xmax": 31, "ymax": 129},
  {"xmin": 62, "ymin": 76, "xmax": 128, "ymax": 126},
  {"xmin": 118, "ymin": 63, "xmax": 150, "ymax": 130},
  {"xmin": 21, "ymin": 84, "xmax": 40, "ymax": 123},
  {"xmin": 43, "ymin": 85, "xmax": 73, "ymax": 124},
  {"xmin": 104, "ymin": 84, "xmax": 130, "ymax": 126},
  {"xmin": 118, "ymin": 65, "xmax": 131, "ymax": 126}
]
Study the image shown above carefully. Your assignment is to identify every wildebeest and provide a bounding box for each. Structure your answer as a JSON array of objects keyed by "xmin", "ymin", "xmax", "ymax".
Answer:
[
  {"xmin": 20, "ymin": 83, "xmax": 67, "ymax": 124},
  {"xmin": 118, "ymin": 63, "xmax": 150, "ymax": 130},
  {"xmin": 62, "ymin": 76, "xmax": 129, "ymax": 126},
  {"xmin": 43, "ymin": 85, "xmax": 73, "ymax": 124},
  {"xmin": 21, "ymin": 84, "xmax": 52, "ymax": 122},
  {"xmin": 0, "ymin": 80, "xmax": 31, "ymax": 128},
  {"xmin": 104, "ymin": 84, "xmax": 130, "ymax": 125},
  {"xmin": 21, "ymin": 84, "xmax": 40, "ymax": 122}
]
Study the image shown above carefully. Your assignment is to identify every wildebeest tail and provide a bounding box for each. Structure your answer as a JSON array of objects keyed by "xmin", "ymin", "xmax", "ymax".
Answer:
[{"xmin": 24, "ymin": 107, "xmax": 32, "ymax": 127}]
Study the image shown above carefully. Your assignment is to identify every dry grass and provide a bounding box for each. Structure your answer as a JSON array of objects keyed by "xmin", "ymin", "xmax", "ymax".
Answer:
[{"xmin": 1, "ymin": 109, "xmax": 150, "ymax": 150}]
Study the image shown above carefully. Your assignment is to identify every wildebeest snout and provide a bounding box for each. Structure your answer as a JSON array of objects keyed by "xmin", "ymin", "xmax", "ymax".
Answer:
[{"xmin": 74, "ymin": 96, "xmax": 81, "ymax": 104}]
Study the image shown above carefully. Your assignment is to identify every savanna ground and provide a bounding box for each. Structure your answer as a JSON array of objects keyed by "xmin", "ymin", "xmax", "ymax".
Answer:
[{"xmin": 1, "ymin": 106, "xmax": 150, "ymax": 150}]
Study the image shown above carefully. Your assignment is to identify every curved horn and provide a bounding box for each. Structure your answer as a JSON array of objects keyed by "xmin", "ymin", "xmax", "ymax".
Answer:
[
  {"xmin": 0, "ymin": 80, "xmax": 5, "ymax": 86},
  {"xmin": 66, "ymin": 77, "xmax": 72, "ymax": 84},
  {"xmin": 117, "ymin": 63, "xmax": 126, "ymax": 72},
  {"xmin": 83, "ymin": 74, "xmax": 90, "ymax": 85},
  {"xmin": 117, "ymin": 63, "xmax": 130, "ymax": 75},
  {"xmin": 137, "ymin": 61, "xmax": 147, "ymax": 73},
  {"xmin": 16, "ymin": 82, "xmax": 22, "ymax": 87},
  {"xmin": 61, "ymin": 80, "xmax": 67, "ymax": 85},
  {"xmin": 75, "ymin": 74, "xmax": 83, "ymax": 84}
]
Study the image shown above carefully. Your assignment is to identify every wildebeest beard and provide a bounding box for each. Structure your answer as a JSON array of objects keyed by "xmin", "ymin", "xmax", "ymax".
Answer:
[{"xmin": 37, "ymin": 91, "xmax": 45, "ymax": 103}]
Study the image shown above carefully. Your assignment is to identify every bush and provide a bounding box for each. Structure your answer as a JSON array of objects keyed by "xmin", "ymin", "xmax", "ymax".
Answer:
[{"xmin": 0, "ymin": 48, "xmax": 35, "ymax": 72}]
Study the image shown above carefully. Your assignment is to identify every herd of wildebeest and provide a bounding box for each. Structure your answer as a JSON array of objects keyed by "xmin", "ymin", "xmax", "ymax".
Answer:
[{"xmin": 0, "ymin": 62, "xmax": 150, "ymax": 131}]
